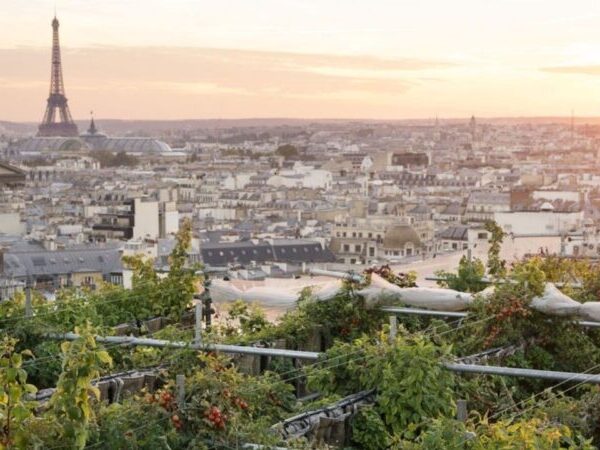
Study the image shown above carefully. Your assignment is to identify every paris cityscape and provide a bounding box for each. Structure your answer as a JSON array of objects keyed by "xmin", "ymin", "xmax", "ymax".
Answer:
[{"xmin": 2, "ymin": 1, "xmax": 600, "ymax": 448}]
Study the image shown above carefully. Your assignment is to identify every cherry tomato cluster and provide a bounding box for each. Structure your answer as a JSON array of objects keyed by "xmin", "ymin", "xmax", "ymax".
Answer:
[
  {"xmin": 204, "ymin": 405, "xmax": 227, "ymax": 429},
  {"xmin": 232, "ymin": 396, "xmax": 248, "ymax": 410},
  {"xmin": 484, "ymin": 325, "xmax": 502, "ymax": 348},
  {"xmin": 171, "ymin": 414, "xmax": 183, "ymax": 430},
  {"xmin": 494, "ymin": 297, "xmax": 530, "ymax": 321},
  {"xmin": 145, "ymin": 390, "xmax": 175, "ymax": 411}
]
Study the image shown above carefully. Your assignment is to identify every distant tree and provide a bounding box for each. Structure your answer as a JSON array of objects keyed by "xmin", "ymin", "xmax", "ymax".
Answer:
[
  {"xmin": 22, "ymin": 157, "xmax": 54, "ymax": 167},
  {"xmin": 112, "ymin": 151, "xmax": 139, "ymax": 167},
  {"xmin": 275, "ymin": 144, "xmax": 298, "ymax": 159},
  {"xmin": 92, "ymin": 151, "xmax": 139, "ymax": 168}
]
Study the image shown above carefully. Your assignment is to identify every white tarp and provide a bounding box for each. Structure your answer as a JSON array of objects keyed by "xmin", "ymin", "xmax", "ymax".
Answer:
[
  {"xmin": 579, "ymin": 302, "xmax": 600, "ymax": 322},
  {"xmin": 209, "ymin": 275, "xmax": 600, "ymax": 323},
  {"xmin": 357, "ymin": 274, "xmax": 473, "ymax": 311},
  {"xmin": 209, "ymin": 278, "xmax": 344, "ymax": 308},
  {"xmin": 529, "ymin": 283, "xmax": 582, "ymax": 316}
]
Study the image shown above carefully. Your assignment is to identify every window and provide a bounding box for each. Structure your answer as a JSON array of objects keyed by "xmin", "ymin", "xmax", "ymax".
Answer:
[
  {"xmin": 32, "ymin": 257, "xmax": 46, "ymax": 267},
  {"xmin": 355, "ymin": 244, "xmax": 361, "ymax": 252},
  {"xmin": 343, "ymin": 244, "xmax": 350, "ymax": 252},
  {"xmin": 219, "ymin": 251, "xmax": 224, "ymax": 256}
]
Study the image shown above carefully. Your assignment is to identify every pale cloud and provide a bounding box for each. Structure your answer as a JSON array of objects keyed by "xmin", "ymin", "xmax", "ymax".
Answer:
[
  {"xmin": 0, "ymin": 46, "xmax": 445, "ymax": 120},
  {"xmin": 541, "ymin": 65, "xmax": 600, "ymax": 76}
]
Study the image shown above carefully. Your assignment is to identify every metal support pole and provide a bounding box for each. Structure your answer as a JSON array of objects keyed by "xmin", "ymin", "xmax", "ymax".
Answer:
[
  {"xmin": 381, "ymin": 306, "xmax": 468, "ymax": 318},
  {"xmin": 445, "ymin": 363, "xmax": 600, "ymax": 384},
  {"xmin": 25, "ymin": 277, "xmax": 32, "ymax": 318},
  {"xmin": 195, "ymin": 302, "xmax": 202, "ymax": 345},
  {"xmin": 48, "ymin": 332, "xmax": 321, "ymax": 360},
  {"xmin": 176, "ymin": 374, "xmax": 185, "ymax": 409},
  {"xmin": 389, "ymin": 315, "xmax": 397, "ymax": 342}
]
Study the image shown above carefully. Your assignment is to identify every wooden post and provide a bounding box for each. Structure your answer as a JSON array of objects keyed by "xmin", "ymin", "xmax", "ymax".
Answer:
[
  {"xmin": 456, "ymin": 399, "xmax": 468, "ymax": 422},
  {"xmin": 176, "ymin": 374, "xmax": 185, "ymax": 410},
  {"xmin": 195, "ymin": 302, "xmax": 202, "ymax": 345},
  {"xmin": 25, "ymin": 278, "xmax": 32, "ymax": 317},
  {"xmin": 389, "ymin": 315, "xmax": 397, "ymax": 342}
]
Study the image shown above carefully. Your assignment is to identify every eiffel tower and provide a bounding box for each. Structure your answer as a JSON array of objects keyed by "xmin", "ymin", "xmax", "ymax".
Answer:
[{"xmin": 37, "ymin": 16, "xmax": 79, "ymax": 137}]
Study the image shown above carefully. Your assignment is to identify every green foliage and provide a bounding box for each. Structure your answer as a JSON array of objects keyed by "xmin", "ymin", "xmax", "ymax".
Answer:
[
  {"xmin": 88, "ymin": 399, "xmax": 185, "ymax": 450},
  {"xmin": 47, "ymin": 325, "xmax": 112, "ymax": 449},
  {"xmin": 24, "ymin": 341, "xmax": 63, "ymax": 389},
  {"xmin": 219, "ymin": 286, "xmax": 386, "ymax": 348},
  {"xmin": 123, "ymin": 218, "xmax": 200, "ymax": 322},
  {"xmin": 275, "ymin": 144, "xmax": 298, "ymax": 159},
  {"xmin": 351, "ymin": 405, "xmax": 391, "ymax": 449},
  {"xmin": 92, "ymin": 150, "xmax": 139, "ymax": 167},
  {"xmin": 472, "ymin": 416, "xmax": 595, "ymax": 450},
  {"xmin": 0, "ymin": 338, "xmax": 38, "ymax": 449},
  {"xmin": 4, "ymin": 234, "xmax": 600, "ymax": 447},
  {"xmin": 437, "ymin": 256, "xmax": 487, "ymax": 293},
  {"xmin": 401, "ymin": 415, "xmax": 595, "ymax": 450},
  {"xmin": 308, "ymin": 333, "xmax": 455, "ymax": 439},
  {"xmin": 485, "ymin": 220, "xmax": 506, "ymax": 278},
  {"xmin": 223, "ymin": 300, "xmax": 273, "ymax": 337}
]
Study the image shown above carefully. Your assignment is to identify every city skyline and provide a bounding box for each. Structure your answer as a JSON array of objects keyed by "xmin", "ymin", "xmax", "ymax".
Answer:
[{"xmin": 2, "ymin": 0, "xmax": 600, "ymax": 121}]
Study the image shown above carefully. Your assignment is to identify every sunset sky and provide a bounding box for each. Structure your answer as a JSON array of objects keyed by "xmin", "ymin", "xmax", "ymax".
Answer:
[{"xmin": 2, "ymin": 0, "xmax": 600, "ymax": 121}]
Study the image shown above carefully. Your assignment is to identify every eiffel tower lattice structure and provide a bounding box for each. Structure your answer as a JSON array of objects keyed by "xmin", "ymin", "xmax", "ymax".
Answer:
[{"xmin": 37, "ymin": 16, "xmax": 79, "ymax": 137}]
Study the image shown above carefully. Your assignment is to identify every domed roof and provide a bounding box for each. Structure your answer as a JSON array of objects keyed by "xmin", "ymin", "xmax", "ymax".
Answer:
[{"xmin": 383, "ymin": 224, "xmax": 422, "ymax": 248}]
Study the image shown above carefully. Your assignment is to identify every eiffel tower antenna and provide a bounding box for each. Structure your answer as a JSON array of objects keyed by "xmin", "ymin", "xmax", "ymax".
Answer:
[{"xmin": 37, "ymin": 14, "xmax": 79, "ymax": 137}]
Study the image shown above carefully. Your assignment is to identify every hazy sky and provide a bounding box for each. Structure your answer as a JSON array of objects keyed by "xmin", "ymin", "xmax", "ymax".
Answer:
[{"xmin": 2, "ymin": 0, "xmax": 600, "ymax": 121}]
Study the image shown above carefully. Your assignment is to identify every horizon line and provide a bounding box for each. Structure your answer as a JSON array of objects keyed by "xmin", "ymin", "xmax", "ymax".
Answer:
[{"xmin": 4, "ymin": 115, "xmax": 600, "ymax": 124}]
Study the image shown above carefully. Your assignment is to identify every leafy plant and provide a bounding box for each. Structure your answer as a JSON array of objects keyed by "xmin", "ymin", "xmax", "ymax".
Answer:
[
  {"xmin": 485, "ymin": 220, "xmax": 506, "ymax": 279},
  {"xmin": 437, "ymin": 256, "xmax": 487, "ymax": 293},
  {"xmin": 47, "ymin": 325, "xmax": 112, "ymax": 449},
  {"xmin": 0, "ymin": 338, "xmax": 38, "ymax": 449}
]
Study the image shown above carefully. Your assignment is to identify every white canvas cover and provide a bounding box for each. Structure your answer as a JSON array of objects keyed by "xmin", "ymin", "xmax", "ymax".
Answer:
[
  {"xmin": 357, "ymin": 273, "xmax": 473, "ymax": 311},
  {"xmin": 529, "ymin": 283, "xmax": 581, "ymax": 316}
]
